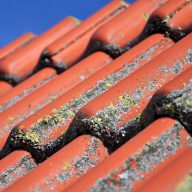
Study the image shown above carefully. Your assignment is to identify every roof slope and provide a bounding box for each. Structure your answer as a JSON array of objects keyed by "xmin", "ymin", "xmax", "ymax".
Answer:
[{"xmin": 0, "ymin": 0, "xmax": 191, "ymax": 191}]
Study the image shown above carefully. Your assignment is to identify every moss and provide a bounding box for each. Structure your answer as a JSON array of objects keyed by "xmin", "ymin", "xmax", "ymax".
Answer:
[
  {"xmin": 52, "ymin": 114, "xmax": 63, "ymax": 124},
  {"xmin": 177, "ymin": 172, "xmax": 192, "ymax": 192},
  {"xmin": 142, "ymin": 13, "xmax": 149, "ymax": 21},
  {"xmin": 185, "ymin": 99, "xmax": 192, "ymax": 105},
  {"xmin": 42, "ymin": 116, "xmax": 50, "ymax": 124},
  {"xmin": 50, "ymin": 95, "xmax": 57, "ymax": 100},
  {"xmin": 162, "ymin": 15, "xmax": 172, "ymax": 24},
  {"xmin": 166, "ymin": 103, "xmax": 175, "ymax": 113},
  {"xmin": 119, "ymin": 94, "xmax": 135, "ymax": 108},
  {"xmin": 15, "ymin": 126, "xmax": 41, "ymax": 143},
  {"xmin": 12, "ymin": 39, "xmax": 164, "ymax": 146},
  {"xmin": 63, "ymin": 162, "xmax": 71, "ymax": 171},
  {"xmin": 66, "ymin": 110, "xmax": 75, "ymax": 117},
  {"xmin": 24, "ymin": 131, "xmax": 41, "ymax": 143}
]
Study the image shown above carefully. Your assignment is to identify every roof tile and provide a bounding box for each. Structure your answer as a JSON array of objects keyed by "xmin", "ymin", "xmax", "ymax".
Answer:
[
  {"xmin": 0, "ymin": 151, "xmax": 36, "ymax": 191},
  {"xmin": 0, "ymin": 17, "xmax": 79, "ymax": 83},
  {"xmin": 0, "ymin": 81, "xmax": 12, "ymax": 96},
  {"xmin": 0, "ymin": 67, "xmax": 56, "ymax": 113},
  {"xmin": 151, "ymin": 0, "xmax": 192, "ymax": 40},
  {"xmin": 134, "ymin": 140, "xmax": 192, "ymax": 191},
  {"xmin": 66, "ymin": 118, "xmax": 191, "ymax": 192},
  {"xmin": 68, "ymin": 33, "xmax": 192, "ymax": 151},
  {"xmin": 0, "ymin": 0, "xmax": 191, "ymax": 190},
  {"xmin": 0, "ymin": 32, "xmax": 36, "ymax": 61},
  {"xmin": 5, "ymin": 136, "xmax": 108, "ymax": 192},
  {"xmin": 6, "ymin": 34, "xmax": 173, "ymax": 162},
  {"xmin": 91, "ymin": 0, "xmax": 168, "ymax": 56},
  {"xmin": 141, "ymin": 66, "xmax": 192, "ymax": 137},
  {"xmin": 0, "ymin": 52, "xmax": 112, "ymax": 152},
  {"xmin": 46, "ymin": 0, "xmax": 128, "ymax": 70}
]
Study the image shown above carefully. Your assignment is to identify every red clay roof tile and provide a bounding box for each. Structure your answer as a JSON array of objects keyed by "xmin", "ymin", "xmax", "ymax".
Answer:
[
  {"xmin": 66, "ymin": 118, "xmax": 191, "ymax": 192},
  {"xmin": 46, "ymin": 0, "xmax": 128, "ymax": 70},
  {"xmin": 141, "ymin": 66, "xmax": 192, "ymax": 137},
  {"xmin": 0, "ymin": 32, "xmax": 36, "ymax": 61},
  {"xmin": 0, "ymin": 151, "xmax": 36, "ymax": 191},
  {"xmin": 0, "ymin": 52, "xmax": 112, "ymax": 152},
  {"xmin": 91, "ymin": 0, "xmax": 168, "ymax": 56},
  {"xmin": 0, "ymin": 0, "xmax": 191, "ymax": 191},
  {"xmin": 5, "ymin": 136, "xmax": 108, "ymax": 192},
  {"xmin": 5, "ymin": 34, "xmax": 173, "ymax": 162},
  {"xmin": 151, "ymin": 0, "xmax": 192, "ymax": 40},
  {"xmin": 136, "ymin": 147, "xmax": 192, "ymax": 192},
  {"xmin": 0, "ymin": 67, "xmax": 56, "ymax": 113},
  {"xmin": 69, "ymin": 33, "xmax": 191, "ymax": 151},
  {"xmin": 0, "ymin": 17, "xmax": 79, "ymax": 83},
  {"xmin": 0, "ymin": 81, "xmax": 12, "ymax": 96}
]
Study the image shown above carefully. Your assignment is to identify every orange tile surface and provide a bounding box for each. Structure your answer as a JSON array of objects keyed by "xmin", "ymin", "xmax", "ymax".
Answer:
[
  {"xmin": 66, "ymin": 118, "xmax": 191, "ymax": 192},
  {"xmin": 0, "ymin": 17, "xmax": 79, "ymax": 83},
  {"xmin": 6, "ymin": 34, "xmax": 173, "ymax": 162},
  {"xmin": 151, "ymin": 0, "xmax": 192, "ymax": 40},
  {"xmin": 0, "ymin": 32, "xmax": 36, "ymax": 61},
  {"xmin": 0, "ymin": 151, "xmax": 36, "ymax": 191},
  {"xmin": 0, "ymin": 81, "xmax": 12, "ymax": 96},
  {"xmin": 134, "ymin": 148, "xmax": 192, "ymax": 192},
  {"xmin": 47, "ymin": 0, "xmax": 128, "ymax": 70},
  {"xmin": 0, "ymin": 0, "xmax": 191, "ymax": 191},
  {"xmin": 91, "ymin": 0, "xmax": 168, "ymax": 56},
  {"xmin": 0, "ymin": 67, "xmax": 57, "ymax": 113},
  {"xmin": 0, "ymin": 52, "xmax": 112, "ymax": 152},
  {"xmin": 5, "ymin": 136, "xmax": 108, "ymax": 192}
]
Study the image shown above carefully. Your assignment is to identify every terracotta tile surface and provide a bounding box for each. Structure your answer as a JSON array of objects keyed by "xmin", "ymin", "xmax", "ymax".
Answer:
[
  {"xmin": 141, "ymin": 66, "xmax": 192, "ymax": 137},
  {"xmin": 5, "ymin": 136, "xmax": 108, "ymax": 192},
  {"xmin": 0, "ymin": 151, "xmax": 36, "ymax": 191},
  {"xmin": 7, "ymin": 34, "xmax": 173, "ymax": 162},
  {"xmin": 0, "ymin": 0, "xmax": 191, "ymax": 191},
  {"xmin": 0, "ymin": 32, "xmax": 36, "ymax": 61},
  {"xmin": 134, "ymin": 147, "xmax": 192, "ymax": 192},
  {"xmin": 0, "ymin": 67, "xmax": 57, "ymax": 113},
  {"xmin": 67, "ymin": 33, "xmax": 191, "ymax": 151},
  {"xmin": 0, "ymin": 81, "xmax": 12, "ymax": 96},
  {"xmin": 0, "ymin": 52, "xmax": 112, "ymax": 152},
  {"xmin": 47, "ymin": 0, "xmax": 128, "ymax": 70},
  {"xmin": 0, "ymin": 17, "xmax": 79, "ymax": 83},
  {"xmin": 66, "ymin": 118, "xmax": 191, "ymax": 192},
  {"xmin": 91, "ymin": 0, "xmax": 168, "ymax": 56},
  {"xmin": 151, "ymin": 0, "xmax": 192, "ymax": 41}
]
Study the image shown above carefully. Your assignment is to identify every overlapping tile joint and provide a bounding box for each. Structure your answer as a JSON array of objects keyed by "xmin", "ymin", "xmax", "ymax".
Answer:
[{"xmin": 0, "ymin": 0, "xmax": 191, "ymax": 191}]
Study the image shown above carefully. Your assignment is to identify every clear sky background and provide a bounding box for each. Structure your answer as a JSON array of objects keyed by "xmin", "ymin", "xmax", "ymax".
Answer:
[{"xmin": 0, "ymin": 0, "xmax": 134, "ymax": 47}]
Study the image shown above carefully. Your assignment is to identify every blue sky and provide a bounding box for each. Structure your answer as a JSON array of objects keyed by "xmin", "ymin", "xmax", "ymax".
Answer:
[{"xmin": 0, "ymin": 0, "xmax": 134, "ymax": 47}]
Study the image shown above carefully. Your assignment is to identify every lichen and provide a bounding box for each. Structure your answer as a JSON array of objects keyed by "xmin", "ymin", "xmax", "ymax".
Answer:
[
  {"xmin": 69, "ymin": 50, "xmax": 191, "ymax": 149},
  {"xmin": 176, "ymin": 172, "xmax": 192, "ymax": 192},
  {"xmin": 161, "ymin": 0, "xmax": 191, "ymax": 26},
  {"xmin": 153, "ymin": 78, "xmax": 192, "ymax": 134},
  {"xmin": 17, "ymin": 40, "xmax": 163, "ymax": 144},
  {"xmin": 142, "ymin": 13, "xmax": 149, "ymax": 21},
  {"xmin": 63, "ymin": 162, "xmax": 71, "ymax": 171},
  {"xmin": 89, "ymin": 122, "xmax": 183, "ymax": 192},
  {"xmin": 15, "ymin": 126, "xmax": 41, "ymax": 144},
  {"xmin": 159, "ymin": 61, "xmax": 184, "ymax": 74},
  {"xmin": 0, "ymin": 154, "xmax": 36, "ymax": 188},
  {"xmin": 0, "ymin": 74, "xmax": 55, "ymax": 113},
  {"xmin": 32, "ymin": 137, "xmax": 101, "ymax": 191},
  {"xmin": 78, "ymin": 79, "xmax": 159, "ymax": 149}
]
